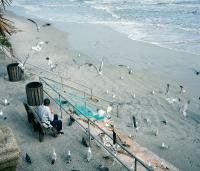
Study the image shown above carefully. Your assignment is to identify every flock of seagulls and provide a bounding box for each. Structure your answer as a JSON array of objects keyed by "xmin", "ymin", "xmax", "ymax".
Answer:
[{"xmin": 25, "ymin": 147, "xmax": 93, "ymax": 166}]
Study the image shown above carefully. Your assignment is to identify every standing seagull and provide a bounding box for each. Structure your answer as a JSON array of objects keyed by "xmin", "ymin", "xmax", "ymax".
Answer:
[
  {"xmin": 66, "ymin": 150, "xmax": 72, "ymax": 164},
  {"xmin": 79, "ymin": 58, "xmax": 104, "ymax": 75},
  {"xmin": 27, "ymin": 18, "xmax": 51, "ymax": 32},
  {"xmin": 1, "ymin": 98, "xmax": 9, "ymax": 106},
  {"xmin": 118, "ymin": 64, "xmax": 133, "ymax": 74},
  {"xmin": 165, "ymin": 83, "xmax": 170, "ymax": 95},
  {"xmin": 87, "ymin": 147, "xmax": 92, "ymax": 162},
  {"xmin": 25, "ymin": 153, "xmax": 32, "ymax": 164},
  {"xmin": 51, "ymin": 148, "xmax": 57, "ymax": 165}
]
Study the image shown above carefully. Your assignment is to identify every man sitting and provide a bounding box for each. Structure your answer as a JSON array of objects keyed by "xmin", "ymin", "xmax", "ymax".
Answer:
[{"xmin": 36, "ymin": 98, "xmax": 64, "ymax": 134}]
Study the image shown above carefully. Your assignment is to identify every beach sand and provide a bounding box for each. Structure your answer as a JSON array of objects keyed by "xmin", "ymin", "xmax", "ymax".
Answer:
[{"xmin": 1, "ymin": 11, "xmax": 200, "ymax": 171}]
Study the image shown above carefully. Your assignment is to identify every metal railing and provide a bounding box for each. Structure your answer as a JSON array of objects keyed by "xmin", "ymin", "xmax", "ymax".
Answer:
[{"xmin": 40, "ymin": 76, "xmax": 153, "ymax": 171}]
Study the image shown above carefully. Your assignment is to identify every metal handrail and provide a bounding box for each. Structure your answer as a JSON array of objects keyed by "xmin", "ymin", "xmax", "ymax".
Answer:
[{"xmin": 40, "ymin": 76, "xmax": 153, "ymax": 171}]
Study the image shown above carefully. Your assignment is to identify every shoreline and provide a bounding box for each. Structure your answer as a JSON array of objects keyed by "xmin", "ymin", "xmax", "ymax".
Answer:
[{"xmin": 2, "ymin": 11, "xmax": 200, "ymax": 171}]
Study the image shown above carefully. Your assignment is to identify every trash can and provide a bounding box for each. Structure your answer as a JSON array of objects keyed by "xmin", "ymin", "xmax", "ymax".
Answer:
[
  {"xmin": 7, "ymin": 63, "xmax": 24, "ymax": 82},
  {"xmin": 26, "ymin": 82, "xmax": 43, "ymax": 106}
]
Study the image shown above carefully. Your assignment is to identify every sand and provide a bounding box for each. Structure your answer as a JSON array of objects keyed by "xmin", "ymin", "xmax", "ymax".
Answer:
[{"xmin": 1, "ymin": 11, "xmax": 200, "ymax": 171}]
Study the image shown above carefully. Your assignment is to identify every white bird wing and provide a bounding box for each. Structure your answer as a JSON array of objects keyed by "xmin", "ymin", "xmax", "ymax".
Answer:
[{"xmin": 98, "ymin": 59, "xmax": 104, "ymax": 73}]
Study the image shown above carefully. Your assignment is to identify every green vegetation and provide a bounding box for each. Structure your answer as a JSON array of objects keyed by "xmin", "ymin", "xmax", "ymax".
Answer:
[{"xmin": 0, "ymin": 0, "xmax": 13, "ymax": 53}]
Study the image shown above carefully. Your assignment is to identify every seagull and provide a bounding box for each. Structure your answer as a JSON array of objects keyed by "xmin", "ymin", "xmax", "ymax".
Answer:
[
  {"xmin": 161, "ymin": 120, "xmax": 168, "ymax": 125},
  {"xmin": 0, "ymin": 110, "xmax": 3, "ymax": 116},
  {"xmin": 31, "ymin": 41, "xmax": 44, "ymax": 52},
  {"xmin": 1, "ymin": 98, "xmax": 9, "ymax": 106},
  {"xmin": 105, "ymin": 90, "xmax": 109, "ymax": 94},
  {"xmin": 87, "ymin": 147, "xmax": 92, "ymax": 162},
  {"xmin": 161, "ymin": 142, "xmax": 169, "ymax": 149},
  {"xmin": 46, "ymin": 57, "xmax": 58, "ymax": 71},
  {"xmin": 51, "ymin": 148, "xmax": 57, "ymax": 165},
  {"xmin": 151, "ymin": 90, "xmax": 155, "ymax": 95},
  {"xmin": 27, "ymin": 18, "xmax": 51, "ymax": 32},
  {"xmin": 191, "ymin": 68, "xmax": 200, "ymax": 75},
  {"xmin": 79, "ymin": 58, "xmax": 104, "ymax": 75},
  {"xmin": 179, "ymin": 85, "xmax": 186, "ymax": 94},
  {"xmin": 165, "ymin": 83, "xmax": 170, "ymax": 94},
  {"xmin": 119, "ymin": 76, "xmax": 124, "ymax": 80},
  {"xmin": 131, "ymin": 93, "xmax": 136, "ymax": 99},
  {"xmin": 118, "ymin": 64, "xmax": 133, "ymax": 74},
  {"xmin": 180, "ymin": 100, "xmax": 190, "ymax": 117},
  {"xmin": 98, "ymin": 109, "xmax": 106, "ymax": 117},
  {"xmin": 66, "ymin": 150, "xmax": 72, "ymax": 164},
  {"xmin": 98, "ymin": 164, "xmax": 109, "ymax": 171},
  {"xmin": 106, "ymin": 106, "xmax": 112, "ymax": 114},
  {"xmin": 154, "ymin": 128, "xmax": 158, "ymax": 136},
  {"xmin": 25, "ymin": 153, "xmax": 32, "ymax": 164}
]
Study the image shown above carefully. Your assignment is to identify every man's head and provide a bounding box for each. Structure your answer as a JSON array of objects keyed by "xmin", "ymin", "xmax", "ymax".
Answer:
[{"xmin": 44, "ymin": 98, "xmax": 50, "ymax": 106}]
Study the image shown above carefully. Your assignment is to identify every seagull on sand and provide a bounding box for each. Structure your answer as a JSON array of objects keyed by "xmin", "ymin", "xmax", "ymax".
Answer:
[
  {"xmin": 154, "ymin": 128, "xmax": 159, "ymax": 136},
  {"xmin": 66, "ymin": 150, "xmax": 72, "ymax": 164},
  {"xmin": 180, "ymin": 100, "xmax": 190, "ymax": 117},
  {"xmin": 118, "ymin": 64, "xmax": 133, "ymax": 74},
  {"xmin": 98, "ymin": 164, "xmax": 109, "ymax": 171},
  {"xmin": 27, "ymin": 18, "xmax": 51, "ymax": 32},
  {"xmin": 161, "ymin": 120, "xmax": 168, "ymax": 125},
  {"xmin": 87, "ymin": 147, "xmax": 92, "ymax": 162},
  {"xmin": 0, "ymin": 110, "xmax": 3, "ymax": 116},
  {"xmin": 51, "ymin": 148, "xmax": 57, "ymax": 165},
  {"xmin": 161, "ymin": 142, "xmax": 169, "ymax": 149},
  {"xmin": 46, "ymin": 57, "xmax": 58, "ymax": 71},
  {"xmin": 79, "ymin": 58, "xmax": 104, "ymax": 75},
  {"xmin": 0, "ymin": 98, "xmax": 9, "ymax": 106},
  {"xmin": 31, "ymin": 41, "xmax": 44, "ymax": 52},
  {"xmin": 25, "ymin": 153, "xmax": 32, "ymax": 164}
]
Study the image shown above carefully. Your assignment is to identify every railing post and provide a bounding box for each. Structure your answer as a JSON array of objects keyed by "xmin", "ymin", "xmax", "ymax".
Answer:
[
  {"xmin": 135, "ymin": 158, "xmax": 137, "ymax": 171},
  {"xmin": 88, "ymin": 119, "xmax": 91, "ymax": 147},
  {"xmin": 59, "ymin": 94, "xmax": 62, "ymax": 118},
  {"xmin": 117, "ymin": 105, "xmax": 119, "ymax": 118}
]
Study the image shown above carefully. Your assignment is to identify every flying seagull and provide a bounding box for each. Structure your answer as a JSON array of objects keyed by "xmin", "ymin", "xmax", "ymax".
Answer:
[
  {"xmin": 191, "ymin": 68, "xmax": 200, "ymax": 75},
  {"xmin": 79, "ymin": 58, "xmax": 104, "ymax": 75},
  {"xmin": 51, "ymin": 148, "xmax": 57, "ymax": 165},
  {"xmin": 25, "ymin": 153, "xmax": 32, "ymax": 164},
  {"xmin": 118, "ymin": 64, "xmax": 133, "ymax": 74},
  {"xmin": 27, "ymin": 18, "xmax": 51, "ymax": 32},
  {"xmin": 31, "ymin": 41, "xmax": 44, "ymax": 52}
]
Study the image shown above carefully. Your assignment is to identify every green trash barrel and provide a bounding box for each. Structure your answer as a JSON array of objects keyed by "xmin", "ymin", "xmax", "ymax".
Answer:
[
  {"xmin": 7, "ymin": 63, "xmax": 24, "ymax": 82},
  {"xmin": 26, "ymin": 82, "xmax": 43, "ymax": 106}
]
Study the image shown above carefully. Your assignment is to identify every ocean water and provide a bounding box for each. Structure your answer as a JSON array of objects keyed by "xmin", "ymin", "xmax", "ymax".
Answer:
[{"xmin": 8, "ymin": 0, "xmax": 200, "ymax": 55}]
